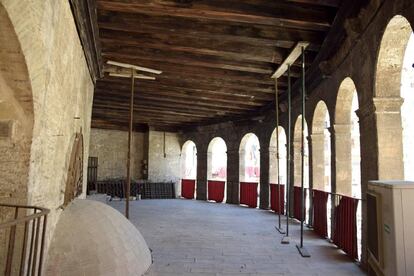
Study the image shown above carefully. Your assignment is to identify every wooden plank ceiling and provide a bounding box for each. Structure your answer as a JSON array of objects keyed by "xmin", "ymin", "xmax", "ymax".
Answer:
[{"xmin": 92, "ymin": 0, "xmax": 342, "ymax": 131}]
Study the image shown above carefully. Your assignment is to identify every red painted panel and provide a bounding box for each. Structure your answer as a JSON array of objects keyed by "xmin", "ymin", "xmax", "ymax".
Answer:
[
  {"xmin": 181, "ymin": 179, "xmax": 195, "ymax": 199},
  {"xmin": 270, "ymin": 184, "xmax": 285, "ymax": 214},
  {"xmin": 313, "ymin": 189, "xmax": 329, "ymax": 238},
  {"xmin": 239, "ymin": 182, "xmax": 258, "ymax": 208},
  {"xmin": 208, "ymin": 180, "xmax": 225, "ymax": 203},
  {"xmin": 333, "ymin": 196, "xmax": 359, "ymax": 260}
]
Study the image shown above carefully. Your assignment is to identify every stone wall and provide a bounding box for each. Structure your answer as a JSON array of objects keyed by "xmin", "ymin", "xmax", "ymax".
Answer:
[
  {"xmin": 148, "ymin": 130, "xmax": 181, "ymax": 190},
  {"xmin": 89, "ymin": 128, "xmax": 146, "ymax": 180},
  {"xmin": 0, "ymin": 0, "xmax": 95, "ymax": 258},
  {"xmin": 88, "ymin": 129, "xmax": 181, "ymax": 193}
]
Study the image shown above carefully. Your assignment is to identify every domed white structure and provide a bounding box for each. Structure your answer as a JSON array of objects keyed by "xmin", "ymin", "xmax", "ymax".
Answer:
[{"xmin": 45, "ymin": 199, "xmax": 152, "ymax": 275}]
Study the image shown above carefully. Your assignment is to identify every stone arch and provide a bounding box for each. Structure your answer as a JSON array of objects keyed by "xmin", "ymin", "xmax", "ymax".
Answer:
[
  {"xmin": 373, "ymin": 15, "xmax": 413, "ymax": 180},
  {"xmin": 311, "ymin": 101, "xmax": 331, "ymax": 192},
  {"xmin": 239, "ymin": 133, "xmax": 260, "ymax": 183},
  {"xmin": 269, "ymin": 126, "xmax": 287, "ymax": 184},
  {"xmin": 293, "ymin": 115, "xmax": 309, "ymax": 188},
  {"xmin": 181, "ymin": 140, "xmax": 197, "ymax": 180},
  {"xmin": 0, "ymin": 3, "xmax": 34, "ymax": 205},
  {"xmin": 375, "ymin": 15, "xmax": 412, "ymax": 98},
  {"xmin": 334, "ymin": 78, "xmax": 360, "ymax": 196}
]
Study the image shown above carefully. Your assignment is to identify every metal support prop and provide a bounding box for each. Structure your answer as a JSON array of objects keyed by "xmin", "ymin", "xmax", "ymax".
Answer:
[
  {"xmin": 281, "ymin": 65, "xmax": 292, "ymax": 244},
  {"xmin": 125, "ymin": 68, "xmax": 135, "ymax": 219},
  {"xmin": 296, "ymin": 46, "xmax": 311, "ymax": 257},
  {"xmin": 274, "ymin": 78, "xmax": 285, "ymax": 234}
]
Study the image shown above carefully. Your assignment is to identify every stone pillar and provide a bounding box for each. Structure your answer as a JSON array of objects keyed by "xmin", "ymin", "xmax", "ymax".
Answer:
[
  {"xmin": 311, "ymin": 132, "xmax": 325, "ymax": 191},
  {"xmin": 259, "ymin": 147, "xmax": 270, "ymax": 209},
  {"xmin": 196, "ymin": 146, "xmax": 207, "ymax": 200},
  {"xmin": 226, "ymin": 148, "xmax": 239, "ymax": 204},
  {"xmin": 371, "ymin": 97, "xmax": 404, "ymax": 179},
  {"xmin": 239, "ymin": 149, "xmax": 245, "ymax": 182},
  {"xmin": 355, "ymin": 97, "xmax": 404, "ymax": 267},
  {"xmin": 333, "ymin": 124, "xmax": 352, "ymax": 196}
]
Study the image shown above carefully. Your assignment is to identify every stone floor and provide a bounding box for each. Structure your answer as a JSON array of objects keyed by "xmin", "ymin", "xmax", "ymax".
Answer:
[{"xmin": 108, "ymin": 199, "xmax": 365, "ymax": 276}]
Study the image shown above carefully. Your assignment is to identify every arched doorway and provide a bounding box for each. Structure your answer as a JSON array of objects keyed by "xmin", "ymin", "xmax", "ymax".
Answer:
[
  {"xmin": 239, "ymin": 133, "xmax": 260, "ymax": 208},
  {"xmin": 180, "ymin": 140, "xmax": 197, "ymax": 199},
  {"xmin": 181, "ymin": 140, "xmax": 197, "ymax": 179},
  {"xmin": 269, "ymin": 127, "xmax": 287, "ymax": 211},
  {"xmin": 312, "ymin": 101, "xmax": 332, "ymax": 236},
  {"xmin": 335, "ymin": 77, "xmax": 361, "ymax": 259},
  {"xmin": 293, "ymin": 115, "xmax": 309, "ymax": 222},
  {"xmin": 207, "ymin": 137, "xmax": 227, "ymax": 203}
]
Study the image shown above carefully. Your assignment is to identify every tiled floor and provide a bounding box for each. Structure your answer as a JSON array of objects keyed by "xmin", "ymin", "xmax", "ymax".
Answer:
[{"xmin": 108, "ymin": 199, "xmax": 365, "ymax": 276}]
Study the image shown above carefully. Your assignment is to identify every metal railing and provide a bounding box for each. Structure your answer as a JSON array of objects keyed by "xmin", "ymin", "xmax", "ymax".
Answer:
[
  {"xmin": 304, "ymin": 188, "xmax": 362, "ymax": 260},
  {"xmin": 0, "ymin": 203, "xmax": 49, "ymax": 276}
]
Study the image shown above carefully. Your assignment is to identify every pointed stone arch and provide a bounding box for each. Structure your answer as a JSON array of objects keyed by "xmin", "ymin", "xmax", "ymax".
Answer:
[{"xmin": 0, "ymin": 3, "xmax": 34, "ymax": 206}]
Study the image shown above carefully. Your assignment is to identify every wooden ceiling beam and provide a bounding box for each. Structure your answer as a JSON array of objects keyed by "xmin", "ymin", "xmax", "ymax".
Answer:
[
  {"xmin": 97, "ymin": 1, "xmax": 332, "ymax": 31},
  {"xmin": 285, "ymin": 0, "xmax": 341, "ymax": 8},
  {"xmin": 93, "ymin": 111, "xmax": 197, "ymax": 124},
  {"xmin": 102, "ymin": 51, "xmax": 273, "ymax": 75},
  {"xmin": 101, "ymin": 58, "xmax": 300, "ymax": 85},
  {"xmin": 93, "ymin": 99, "xmax": 244, "ymax": 116},
  {"xmin": 97, "ymin": 11, "xmax": 326, "ymax": 45},
  {"xmin": 93, "ymin": 104, "xmax": 212, "ymax": 118},
  {"xmin": 93, "ymin": 93, "xmax": 259, "ymax": 111},
  {"xmin": 96, "ymin": 81, "xmax": 277, "ymax": 101},
  {"xmin": 95, "ymin": 88, "xmax": 267, "ymax": 107},
  {"xmin": 101, "ymin": 69, "xmax": 278, "ymax": 94}
]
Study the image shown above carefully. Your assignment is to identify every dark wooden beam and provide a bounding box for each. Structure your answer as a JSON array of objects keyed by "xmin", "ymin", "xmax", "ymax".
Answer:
[
  {"xmin": 69, "ymin": 0, "xmax": 102, "ymax": 82},
  {"xmin": 97, "ymin": 11, "xmax": 327, "ymax": 46},
  {"xmin": 96, "ymin": 80, "xmax": 278, "ymax": 101},
  {"xmin": 97, "ymin": 1, "xmax": 333, "ymax": 31},
  {"xmin": 95, "ymin": 87, "xmax": 268, "ymax": 107}
]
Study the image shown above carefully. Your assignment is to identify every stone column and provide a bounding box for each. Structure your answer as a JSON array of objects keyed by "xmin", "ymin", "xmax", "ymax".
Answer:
[
  {"xmin": 259, "ymin": 147, "xmax": 270, "ymax": 209},
  {"xmin": 333, "ymin": 124, "xmax": 352, "ymax": 196},
  {"xmin": 196, "ymin": 146, "xmax": 207, "ymax": 200},
  {"xmin": 226, "ymin": 148, "xmax": 239, "ymax": 204},
  {"xmin": 356, "ymin": 97, "xmax": 404, "ymax": 267},
  {"xmin": 371, "ymin": 97, "xmax": 404, "ymax": 179}
]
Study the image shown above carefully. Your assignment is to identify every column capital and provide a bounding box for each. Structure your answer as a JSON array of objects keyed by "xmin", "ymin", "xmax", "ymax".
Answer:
[{"xmin": 357, "ymin": 97, "xmax": 404, "ymax": 121}]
